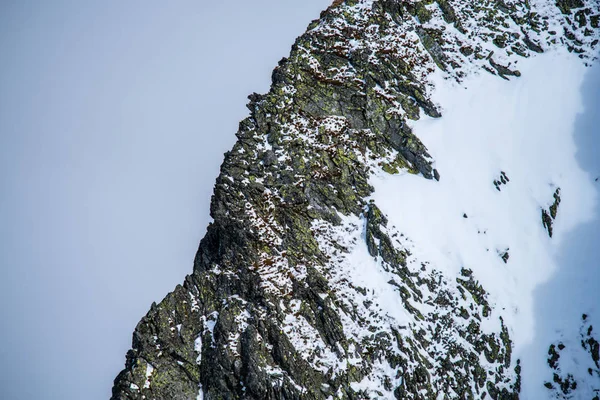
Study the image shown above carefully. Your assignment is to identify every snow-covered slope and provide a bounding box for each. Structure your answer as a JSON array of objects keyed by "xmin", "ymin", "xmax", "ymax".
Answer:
[
  {"xmin": 372, "ymin": 51, "xmax": 600, "ymax": 399},
  {"xmin": 111, "ymin": 1, "xmax": 600, "ymax": 399}
]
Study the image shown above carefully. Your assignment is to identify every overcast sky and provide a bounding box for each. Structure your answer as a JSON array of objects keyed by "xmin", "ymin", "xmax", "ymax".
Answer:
[{"xmin": 0, "ymin": 1, "xmax": 331, "ymax": 399}]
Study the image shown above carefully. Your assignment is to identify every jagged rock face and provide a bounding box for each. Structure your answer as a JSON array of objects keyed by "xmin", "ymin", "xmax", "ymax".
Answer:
[{"xmin": 111, "ymin": 1, "xmax": 600, "ymax": 399}]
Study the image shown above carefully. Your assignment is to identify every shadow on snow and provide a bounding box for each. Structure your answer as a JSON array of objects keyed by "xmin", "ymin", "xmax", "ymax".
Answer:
[{"xmin": 523, "ymin": 57, "xmax": 600, "ymax": 398}]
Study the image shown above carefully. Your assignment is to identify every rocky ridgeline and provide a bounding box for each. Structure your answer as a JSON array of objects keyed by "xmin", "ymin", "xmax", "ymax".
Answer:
[{"xmin": 111, "ymin": 1, "xmax": 599, "ymax": 399}]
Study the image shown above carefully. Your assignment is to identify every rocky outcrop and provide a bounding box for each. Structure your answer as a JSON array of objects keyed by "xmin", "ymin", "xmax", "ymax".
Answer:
[
  {"xmin": 544, "ymin": 314, "xmax": 600, "ymax": 399},
  {"xmin": 111, "ymin": 1, "xmax": 600, "ymax": 399},
  {"xmin": 542, "ymin": 188, "xmax": 561, "ymax": 238}
]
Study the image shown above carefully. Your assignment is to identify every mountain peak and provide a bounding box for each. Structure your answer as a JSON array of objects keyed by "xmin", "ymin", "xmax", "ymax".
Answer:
[{"xmin": 111, "ymin": 1, "xmax": 600, "ymax": 399}]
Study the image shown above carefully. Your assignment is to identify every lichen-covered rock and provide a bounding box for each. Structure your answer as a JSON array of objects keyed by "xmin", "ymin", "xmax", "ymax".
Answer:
[{"xmin": 111, "ymin": 1, "xmax": 600, "ymax": 399}]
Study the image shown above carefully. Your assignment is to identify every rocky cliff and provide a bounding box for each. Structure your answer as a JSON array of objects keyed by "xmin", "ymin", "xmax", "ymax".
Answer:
[{"xmin": 111, "ymin": 1, "xmax": 600, "ymax": 399}]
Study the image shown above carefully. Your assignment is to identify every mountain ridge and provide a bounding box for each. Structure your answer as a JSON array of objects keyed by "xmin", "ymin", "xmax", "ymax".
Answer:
[{"xmin": 111, "ymin": 1, "xmax": 600, "ymax": 399}]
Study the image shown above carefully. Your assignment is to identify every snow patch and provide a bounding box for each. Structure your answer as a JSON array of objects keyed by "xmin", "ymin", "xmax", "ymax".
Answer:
[{"xmin": 143, "ymin": 363, "xmax": 154, "ymax": 389}]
